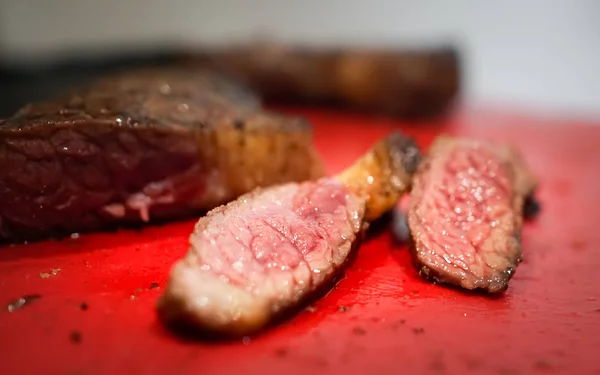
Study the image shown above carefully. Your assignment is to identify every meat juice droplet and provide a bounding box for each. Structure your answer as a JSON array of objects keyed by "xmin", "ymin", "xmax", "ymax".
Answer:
[
  {"xmin": 219, "ymin": 275, "xmax": 230, "ymax": 284},
  {"xmin": 197, "ymin": 296, "xmax": 209, "ymax": 307},
  {"xmin": 160, "ymin": 84, "xmax": 171, "ymax": 95},
  {"xmin": 233, "ymin": 261, "xmax": 243, "ymax": 272}
]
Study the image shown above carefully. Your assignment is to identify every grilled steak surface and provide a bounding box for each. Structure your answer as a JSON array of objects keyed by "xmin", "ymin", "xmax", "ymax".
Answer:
[
  {"xmin": 408, "ymin": 137, "xmax": 537, "ymax": 293},
  {"xmin": 0, "ymin": 68, "xmax": 323, "ymax": 244},
  {"xmin": 158, "ymin": 132, "xmax": 421, "ymax": 336}
]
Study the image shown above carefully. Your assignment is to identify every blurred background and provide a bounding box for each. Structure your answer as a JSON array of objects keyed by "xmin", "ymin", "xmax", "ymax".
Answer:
[{"xmin": 0, "ymin": 0, "xmax": 599, "ymax": 119}]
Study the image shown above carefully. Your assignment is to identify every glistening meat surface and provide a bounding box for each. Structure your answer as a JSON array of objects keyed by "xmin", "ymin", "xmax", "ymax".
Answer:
[
  {"xmin": 158, "ymin": 132, "xmax": 421, "ymax": 336},
  {"xmin": 160, "ymin": 180, "xmax": 365, "ymax": 334},
  {"xmin": 0, "ymin": 67, "xmax": 323, "ymax": 244},
  {"xmin": 408, "ymin": 137, "xmax": 537, "ymax": 293}
]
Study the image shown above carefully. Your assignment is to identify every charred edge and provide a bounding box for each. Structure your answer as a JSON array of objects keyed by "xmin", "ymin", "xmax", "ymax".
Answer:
[
  {"xmin": 408, "ymin": 240, "xmax": 512, "ymax": 295},
  {"xmin": 381, "ymin": 131, "xmax": 422, "ymax": 176},
  {"xmin": 523, "ymin": 194, "xmax": 541, "ymax": 220},
  {"xmin": 160, "ymin": 225, "xmax": 368, "ymax": 341}
]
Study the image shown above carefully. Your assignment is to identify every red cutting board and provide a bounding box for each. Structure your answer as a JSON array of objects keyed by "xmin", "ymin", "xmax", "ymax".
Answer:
[{"xmin": 1, "ymin": 107, "xmax": 599, "ymax": 375}]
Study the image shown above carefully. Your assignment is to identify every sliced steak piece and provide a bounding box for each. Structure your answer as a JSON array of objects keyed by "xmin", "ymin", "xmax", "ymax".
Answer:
[
  {"xmin": 157, "ymin": 132, "xmax": 421, "ymax": 336},
  {"xmin": 408, "ymin": 136, "xmax": 537, "ymax": 293},
  {"xmin": 0, "ymin": 67, "xmax": 324, "ymax": 244}
]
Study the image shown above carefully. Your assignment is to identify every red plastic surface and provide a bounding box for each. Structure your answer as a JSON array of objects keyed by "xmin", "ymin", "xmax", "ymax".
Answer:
[{"xmin": 1, "ymin": 107, "xmax": 600, "ymax": 375}]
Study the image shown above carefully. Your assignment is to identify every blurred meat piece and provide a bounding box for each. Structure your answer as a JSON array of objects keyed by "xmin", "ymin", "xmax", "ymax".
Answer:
[
  {"xmin": 0, "ymin": 67, "xmax": 324, "ymax": 244},
  {"xmin": 182, "ymin": 42, "xmax": 461, "ymax": 118}
]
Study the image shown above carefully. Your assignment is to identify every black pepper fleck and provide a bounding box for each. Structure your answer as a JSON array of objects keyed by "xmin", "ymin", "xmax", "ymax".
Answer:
[
  {"xmin": 70, "ymin": 331, "xmax": 82, "ymax": 344},
  {"xmin": 80, "ymin": 302, "xmax": 88, "ymax": 311},
  {"xmin": 352, "ymin": 327, "xmax": 367, "ymax": 336},
  {"xmin": 412, "ymin": 327, "xmax": 425, "ymax": 334},
  {"xmin": 338, "ymin": 305, "xmax": 350, "ymax": 313},
  {"xmin": 149, "ymin": 282, "xmax": 160, "ymax": 289}
]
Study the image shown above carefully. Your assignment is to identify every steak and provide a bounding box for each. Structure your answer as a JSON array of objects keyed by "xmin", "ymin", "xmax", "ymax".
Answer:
[
  {"xmin": 0, "ymin": 68, "xmax": 324, "ymax": 244},
  {"xmin": 157, "ymin": 132, "xmax": 421, "ymax": 336},
  {"xmin": 182, "ymin": 42, "xmax": 461, "ymax": 118},
  {"xmin": 407, "ymin": 136, "xmax": 537, "ymax": 293}
]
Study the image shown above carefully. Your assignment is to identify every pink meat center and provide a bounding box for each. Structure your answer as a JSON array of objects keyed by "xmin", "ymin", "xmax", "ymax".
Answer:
[
  {"xmin": 415, "ymin": 145, "xmax": 512, "ymax": 277},
  {"xmin": 195, "ymin": 178, "xmax": 363, "ymax": 294}
]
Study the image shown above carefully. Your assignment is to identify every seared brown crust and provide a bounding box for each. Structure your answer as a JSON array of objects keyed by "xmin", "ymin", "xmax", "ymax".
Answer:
[
  {"xmin": 0, "ymin": 68, "xmax": 324, "ymax": 243},
  {"xmin": 182, "ymin": 43, "xmax": 461, "ymax": 118},
  {"xmin": 338, "ymin": 131, "xmax": 421, "ymax": 221},
  {"xmin": 0, "ymin": 68, "xmax": 273, "ymax": 133},
  {"xmin": 408, "ymin": 136, "xmax": 537, "ymax": 293}
]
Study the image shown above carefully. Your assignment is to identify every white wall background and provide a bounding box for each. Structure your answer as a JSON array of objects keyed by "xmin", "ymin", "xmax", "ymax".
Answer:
[{"xmin": 1, "ymin": 0, "xmax": 599, "ymax": 117}]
